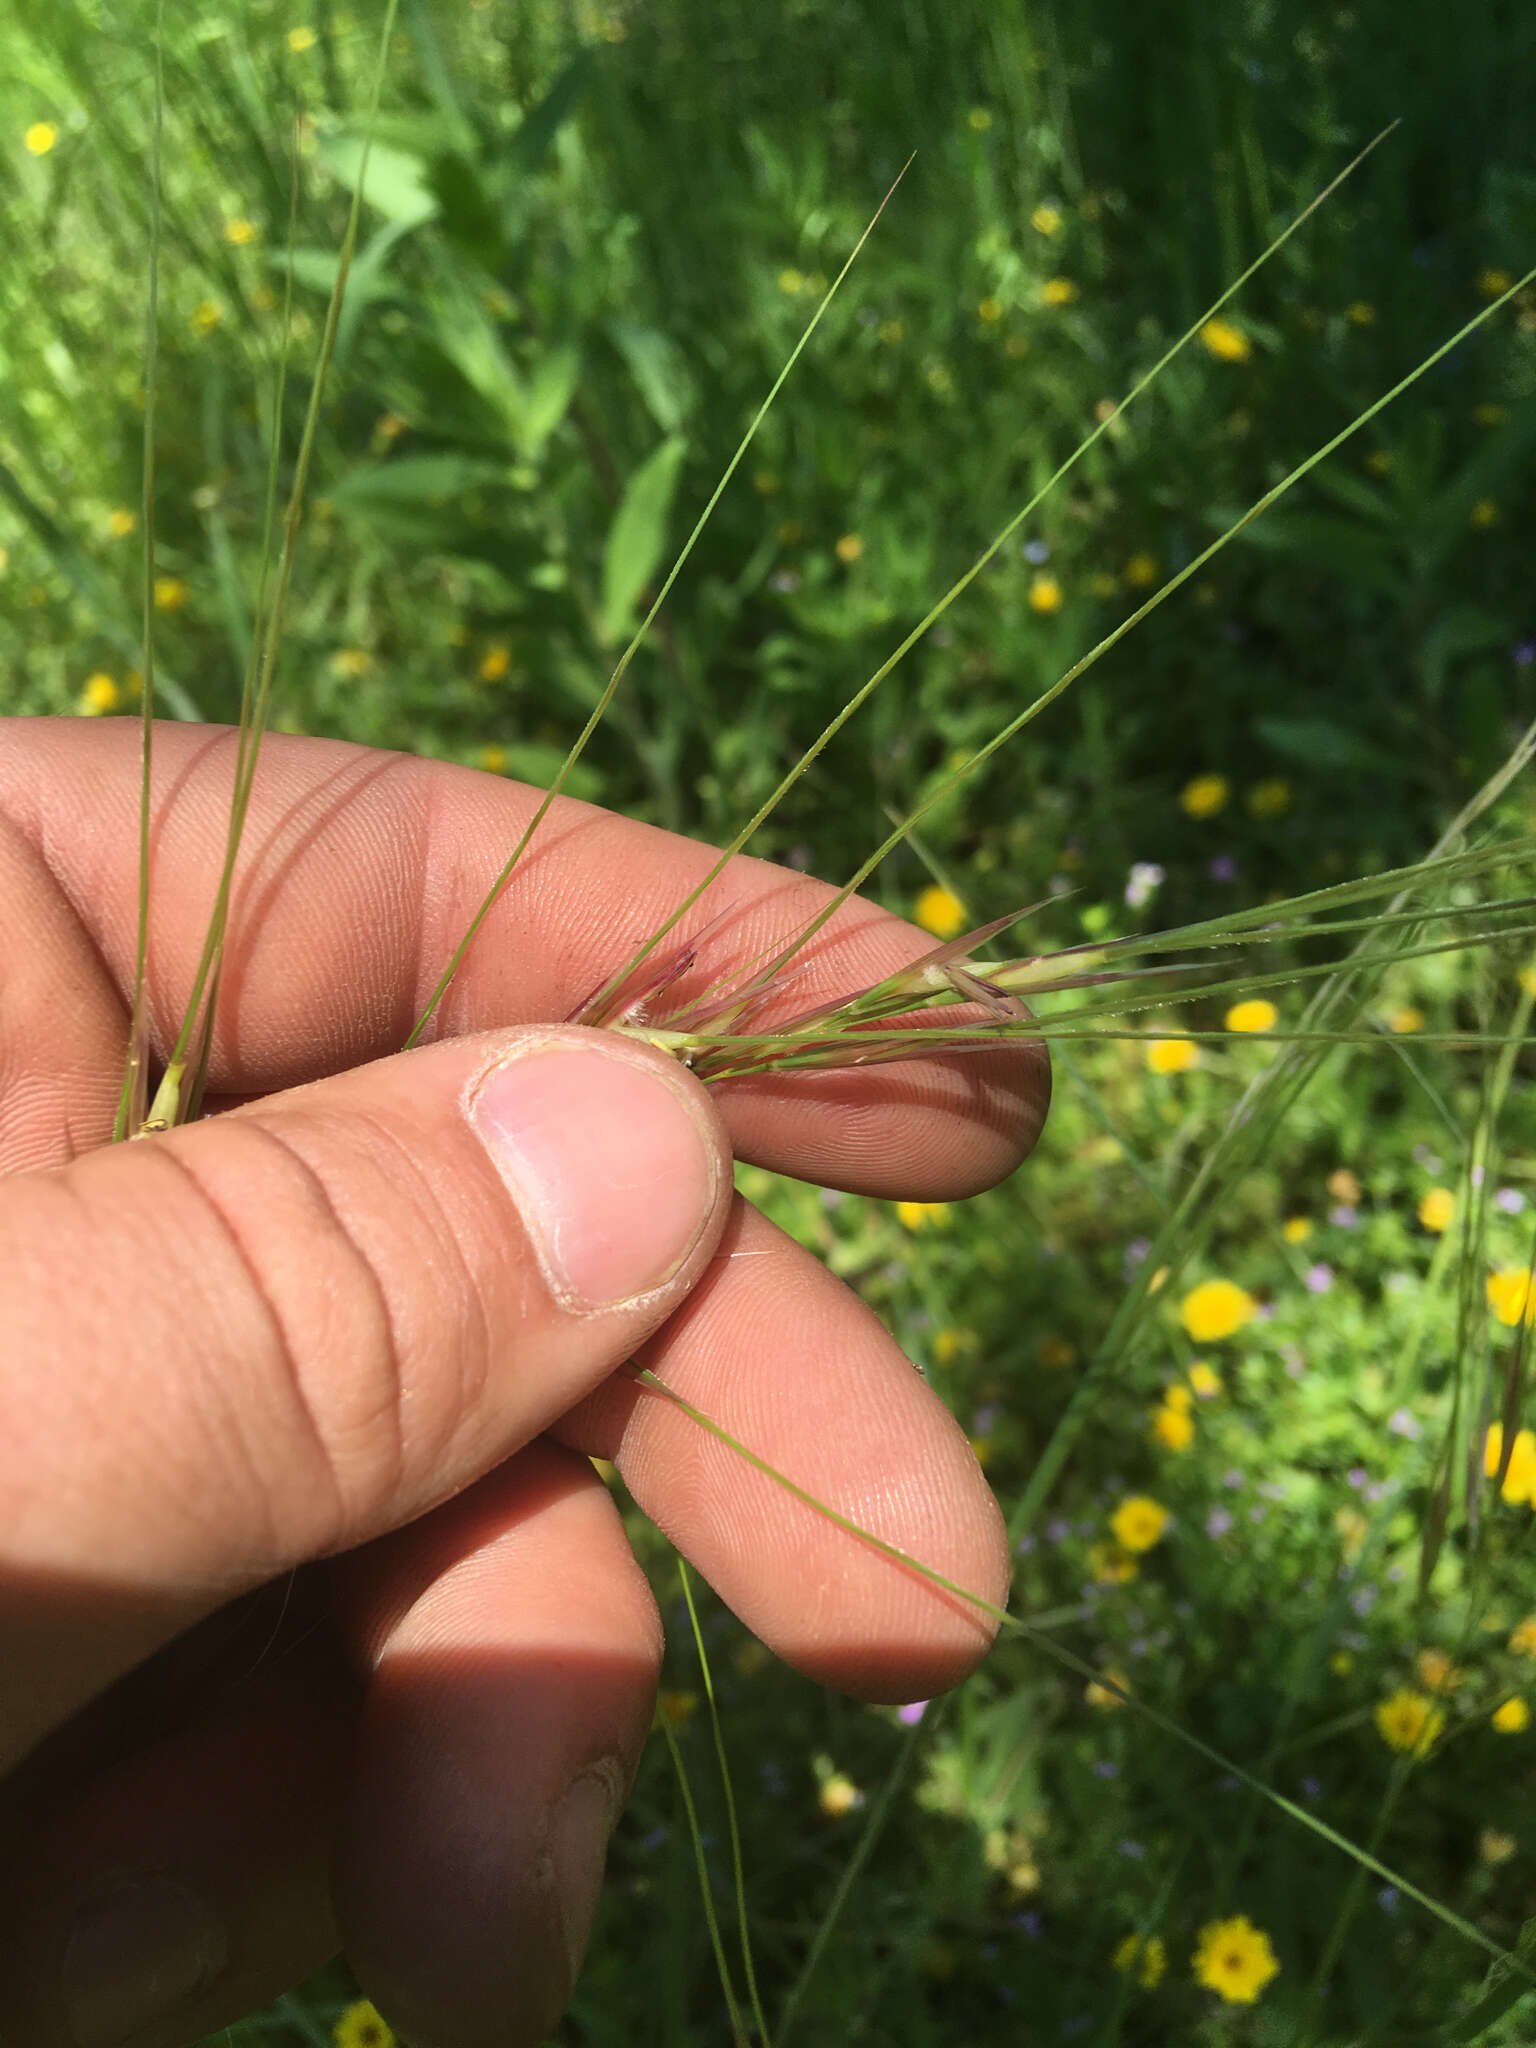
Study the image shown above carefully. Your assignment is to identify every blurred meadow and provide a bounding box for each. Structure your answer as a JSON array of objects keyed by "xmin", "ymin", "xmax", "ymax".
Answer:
[{"xmin": 4, "ymin": 0, "xmax": 1536, "ymax": 2042}]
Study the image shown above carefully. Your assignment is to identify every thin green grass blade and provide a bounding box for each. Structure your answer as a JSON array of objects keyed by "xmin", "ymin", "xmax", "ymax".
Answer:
[
  {"xmin": 630, "ymin": 1366, "xmax": 1535, "ymax": 1989},
  {"xmin": 654, "ymin": 1701, "xmax": 751, "ymax": 2046},
  {"xmin": 142, "ymin": 0, "xmax": 402, "ymax": 1133},
  {"xmin": 678, "ymin": 1560, "xmax": 771, "ymax": 2048},
  {"xmin": 732, "ymin": 268, "xmax": 1536, "ymax": 999},
  {"xmin": 774, "ymin": 1713, "xmax": 926, "ymax": 2047},
  {"xmin": 572, "ymin": 128, "xmax": 1401, "ymax": 1024},
  {"xmin": 112, "ymin": 0, "xmax": 166, "ymax": 1146},
  {"xmin": 401, "ymin": 158, "xmax": 918, "ymax": 1051}
]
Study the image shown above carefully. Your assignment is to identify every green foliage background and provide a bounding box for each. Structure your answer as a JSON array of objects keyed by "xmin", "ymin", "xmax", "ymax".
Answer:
[{"xmin": 3, "ymin": 1, "xmax": 1536, "ymax": 2042}]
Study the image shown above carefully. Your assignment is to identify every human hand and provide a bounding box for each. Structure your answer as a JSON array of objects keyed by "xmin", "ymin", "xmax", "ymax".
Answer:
[{"xmin": 0, "ymin": 719, "xmax": 1049, "ymax": 2048}]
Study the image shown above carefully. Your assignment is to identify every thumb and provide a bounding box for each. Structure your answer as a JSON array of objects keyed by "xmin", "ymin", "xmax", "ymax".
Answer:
[{"xmin": 0, "ymin": 1025, "xmax": 730, "ymax": 1765}]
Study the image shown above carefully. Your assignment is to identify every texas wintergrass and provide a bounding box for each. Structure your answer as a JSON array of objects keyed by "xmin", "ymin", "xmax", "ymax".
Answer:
[{"xmin": 27, "ymin": 5, "xmax": 1536, "ymax": 2040}]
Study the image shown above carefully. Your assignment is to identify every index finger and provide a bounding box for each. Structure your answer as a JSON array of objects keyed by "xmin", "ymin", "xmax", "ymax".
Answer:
[{"xmin": 0, "ymin": 720, "xmax": 1048, "ymax": 1196}]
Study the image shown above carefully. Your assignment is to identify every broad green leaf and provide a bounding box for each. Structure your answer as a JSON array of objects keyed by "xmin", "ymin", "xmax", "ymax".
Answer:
[
  {"xmin": 318, "ymin": 132, "xmax": 439, "ymax": 225},
  {"xmin": 607, "ymin": 320, "xmax": 697, "ymax": 434},
  {"xmin": 522, "ymin": 343, "xmax": 581, "ymax": 458},
  {"xmin": 331, "ymin": 454, "xmax": 508, "ymax": 508},
  {"xmin": 599, "ymin": 435, "xmax": 688, "ymax": 645}
]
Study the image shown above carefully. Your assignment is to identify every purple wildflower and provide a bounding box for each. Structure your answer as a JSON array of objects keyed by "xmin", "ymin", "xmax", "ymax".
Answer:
[
  {"xmin": 1305, "ymin": 1262, "xmax": 1334, "ymax": 1293},
  {"xmin": 1329, "ymin": 1204, "xmax": 1359, "ymax": 1229},
  {"xmin": 1496, "ymin": 1187, "xmax": 1526, "ymax": 1214},
  {"xmin": 1209, "ymin": 853, "xmax": 1238, "ymax": 882},
  {"xmin": 1206, "ymin": 1506, "xmax": 1234, "ymax": 1537},
  {"xmin": 1388, "ymin": 1408, "xmax": 1421, "ymax": 1439}
]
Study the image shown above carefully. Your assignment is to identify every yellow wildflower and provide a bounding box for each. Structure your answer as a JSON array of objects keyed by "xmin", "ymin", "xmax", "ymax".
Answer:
[
  {"xmin": 1030, "ymin": 204, "xmax": 1062, "ymax": 237},
  {"xmin": 1112, "ymin": 1933, "xmax": 1167, "ymax": 1988},
  {"xmin": 933, "ymin": 1329, "xmax": 971, "ymax": 1366},
  {"xmin": 1418, "ymin": 1187, "xmax": 1455, "ymax": 1233},
  {"xmin": 77, "ymin": 673, "xmax": 120, "ymax": 716},
  {"xmin": 1471, "ymin": 498, "xmax": 1499, "ymax": 529},
  {"xmin": 287, "ymin": 25, "xmax": 317, "ymax": 51},
  {"xmin": 191, "ymin": 299, "xmax": 222, "ymax": 336},
  {"xmin": 1389, "ymin": 1006, "xmax": 1424, "ymax": 1034},
  {"xmin": 658, "ymin": 1689, "xmax": 699, "ymax": 1728},
  {"xmin": 330, "ymin": 648, "xmax": 372, "ymax": 678},
  {"xmin": 1328, "ymin": 1169, "xmax": 1362, "ymax": 1203},
  {"xmin": 475, "ymin": 744, "xmax": 508, "ymax": 775},
  {"xmin": 879, "ymin": 318, "xmax": 904, "ymax": 346},
  {"xmin": 977, "ymin": 296, "xmax": 1003, "ymax": 323},
  {"xmin": 1413, "ymin": 1649, "xmax": 1461, "ymax": 1694},
  {"xmin": 834, "ymin": 531, "xmax": 864, "ymax": 564},
  {"xmin": 1085, "ymin": 1666, "xmax": 1130, "ymax": 1709},
  {"xmin": 914, "ymin": 885, "xmax": 966, "ymax": 939},
  {"xmin": 1480, "ymin": 1829, "xmax": 1517, "ymax": 1863},
  {"xmin": 1041, "ymin": 276, "xmax": 1078, "ymax": 307},
  {"xmin": 224, "ymin": 217, "xmax": 259, "ymax": 245},
  {"xmin": 1245, "ymin": 776, "xmax": 1292, "ymax": 818},
  {"xmin": 1199, "ymin": 317, "xmax": 1251, "ymax": 363},
  {"xmin": 1492, "ymin": 1697, "xmax": 1529, "ymax": 1734},
  {"xmin": 776, "ymin": 267, "xmax": 804, "ymax": 295},
  {"xmin": 333, "ymin": 1999, "xmax": 394, "ymax": 2048},
  {"xmin": 479, "ymin": 643, "xmax": 512, "ymax": 683},
  {"xmin": 1347, "ymin": 300, "xmax": 1376, "ymax": 326},
  {"xmin": 1509, "ymin": 1617, "xmax": 1536, "ymax": 1658},
  {"xmin": 1374, "ymin": 1688, "xmax": 1445, "ymax": 1755},
  {"xmin": 1164, "ymin": 1384, "xmax": 1193, "ymax": 1414},
  {"xmin": 1111, "ymin": 1495, "xmax": 1169, "ymax": 1553},
  {"xmin": 1146, "ymin": 1036, "xmax": 1199, "ymax": 1075},
  {"xmin": 967, "ymin": 108, "xmax": 993, "ymax": 132},
  {"xmin": 1179, "ymin": 773, "xmax": 1229, "ymax": 819},
  {"xmin": 1152, "ymin": 1401, "xmax": 1194, "ymax": 1451},
  {"xmin": 1364, "ymin": 449, "xmax": 1392, "ymax": 476},
  {"xmin": 1478, "ymin": 267, "xmax": 1514, "ymax": 297},
  {"xmin": 1484, "ymin": 1424, "xmax": 1536, "ymax": 1504},
  {"xmin": 1192, "ymin": 1916, "xmax": 1280, "ymax": 2005},
  {"xmin": 1487, "ymin": 1270, "xmax": 1536, "ymax": 1329},
  {"xmin": 1520, "ymin": 965, "xmax": 1536, "ymax": 998},
  {"xmin": 1226, "ymin": 999, "xmax": 1277, "ymax": 1033},
  {"xmin": 1188, "ymin": 1361, "xmax": 1223, "ymax": 1399},
  {"xmin": 153, "ymin": 575, "xmax": 189, "ymax": 612},
  {"xmin": 1028, "ymin": 572, "xmax": 1063, "ymax": 614},
  {"xmin": 1474, "ymin": 402, "xmax": 1506, "ymax": 427},
  {"xmin": 1180, "ymin": 1279, "xmax": 1255, "ymax": 1343},
  {"xmin": 1123, "ymin": 552, "xmax": 1157, "ymax": 589},
  {"xmin": 896, "ymin": 1200, "xmax": 951, "ymax": 1232},
  {"xmin": 1088, "ymin": 1541, "xmax": 1138, "ymax": 1585},
  {"xmin": 1088, "ymin": 570, "xmax": 1118, "ymax": 598},
  {"xmin": 1282, "ymin": 1216, "xmax": 1312, "ymax": 1245},
  {"xmin": 105, "ymin": 507, "xmax": 137, "ymax": 539},
  {"xmin": 376, "ymin": 412, "xmax": 408, "ymax": 441},
  {"xmin": 818, "ymin": 1771, "xmax": 862, "ymax": 1817},
  {"xmin": 24, "ymin": 121, "xmax": 59, "ymax": 157}
]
